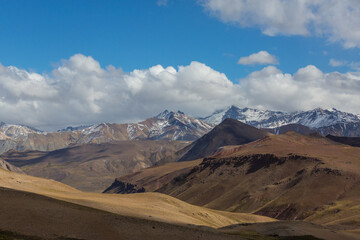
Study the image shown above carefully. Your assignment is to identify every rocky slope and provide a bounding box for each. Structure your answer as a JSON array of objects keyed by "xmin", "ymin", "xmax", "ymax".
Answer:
[{"xmin": 202, "ymin": 106, "xmax": 360, "ymax": 136}]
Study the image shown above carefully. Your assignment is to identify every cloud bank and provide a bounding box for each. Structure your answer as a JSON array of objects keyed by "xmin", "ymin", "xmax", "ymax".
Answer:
[
  {"xmin": 1, "ymin": 54, "xmax": 360, "ymax": 130},
  {"xmin": 201, "ymin": 0, "xmax": 360, "ymax": 48},
  {"xmin": 238, "ymin": 51, "xmax": 278, "ymax": 65}
]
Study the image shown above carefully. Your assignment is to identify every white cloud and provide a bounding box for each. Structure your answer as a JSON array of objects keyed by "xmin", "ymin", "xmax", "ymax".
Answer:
[
  {"xmin": 201, "ymin": 0, "xmax": 360, "ymax": 48},
  {"xmin": 238, "ymin": 51, "xmax": 278, "ymax": 65},
  {"xmin": 329, "ymin": 58, "xmax": 346, "ymax": 67},
  {"xmin": 1, "ymin": 54, "xmax": 360, "ymax": 130},
  {"xmin": 238, "ymin": 65, "xmax": 360, "ymax": 112}
]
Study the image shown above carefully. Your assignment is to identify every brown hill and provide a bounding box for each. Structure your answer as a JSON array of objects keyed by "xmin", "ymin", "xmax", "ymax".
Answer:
[
  {"xmin": 178, "ymin": 118, "xmax": 270, "ymax": 162},
  {"xmin": 0, "ymin": 187, "xmax": 242, "ymax": 240},
  {"xmin": 326, "ymin": 134, "xmax": 360, "ymax": 147},
  {"xmin": 158, "ymin": 133, "xmax": 360, "ymax": 224},
  {"xmin": 108, "ymin": 132, "xmax": 360, "ymax": 234},
  {"xmin": 2, "ymin": 140, "xmax": 188, "ymax": 192}
]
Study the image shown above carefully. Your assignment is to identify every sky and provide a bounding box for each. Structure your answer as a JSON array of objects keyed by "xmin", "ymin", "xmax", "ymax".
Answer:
[{"xmin": 0, "ymin": 0, "xmax": 360, "ymax": 130}]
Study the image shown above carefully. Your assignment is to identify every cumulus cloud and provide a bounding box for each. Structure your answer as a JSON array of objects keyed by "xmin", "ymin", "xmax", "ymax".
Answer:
[
  {"xmin": 238, "ymin": 51, "xmax": 278, "ymax": 65},
  {"xmin": 1, "ymin": 54, "xmax": 360, "ymax": 130},
  {"xmin": 238, "ymin": 65, "xmax": 360, "ymax": 112},
  {"xmin": 0, "ymin": 55, "xmax": 240, "ymax": 130},
  {"xmin": 201, "ymin": 0, "xmax": 360, "ymax": 48}
]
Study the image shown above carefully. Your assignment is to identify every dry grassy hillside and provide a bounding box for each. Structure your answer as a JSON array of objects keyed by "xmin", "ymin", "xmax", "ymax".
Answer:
[
  {"xmin": 107, "ymin": 132, "xmax": 360, "ymax": 236},
  {"xmin": 0, "ymin": 167, "xmax": 275, "ymax": 228},
  {"xmin": 1, "ymin": 167, "xmax": 355, "ymax": 240},
  {"xmin": 158, "ymin": 133, "xmax": 360, "ymax": 223}
]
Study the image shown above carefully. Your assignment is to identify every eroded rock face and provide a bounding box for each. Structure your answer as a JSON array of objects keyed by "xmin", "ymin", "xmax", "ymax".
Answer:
[{"xmin": 103, "ymin": 179, "xmax": 145, "ymax": 194}]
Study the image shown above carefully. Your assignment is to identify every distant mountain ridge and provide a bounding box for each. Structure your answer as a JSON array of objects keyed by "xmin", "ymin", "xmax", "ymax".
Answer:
[
  {"xmin": 201, "ymin": 105, "xmax": 360, "ymax": 137},
  {"xmin": 0, "ymin": 110, "xmax": 213, "ymax": 154}
]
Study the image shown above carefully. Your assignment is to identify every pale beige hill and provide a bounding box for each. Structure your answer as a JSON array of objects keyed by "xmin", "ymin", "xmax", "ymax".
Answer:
[
  {"xmin": 0, "ymin": 187, "xmax": 243, "ymax": 240},
  {"xmin": 0, "ymin": 167, "xmax": 275, "ymax": 229},
  {"xmin": 3, "ymin": 140, "xmax": 188, "ymax": 192}
]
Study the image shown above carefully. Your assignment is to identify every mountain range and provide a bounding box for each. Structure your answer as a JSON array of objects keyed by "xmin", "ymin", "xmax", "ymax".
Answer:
[
  {"xmin": 202, "ymin": 106, "xmax": 360, "ymax": 136},
  {"xmin": 0, "ymin": 110, "xmax": 213, "ymax": 154},
  {"xmin": 1, "ymin": 106, "xmax": 359, "ymax": 154}
]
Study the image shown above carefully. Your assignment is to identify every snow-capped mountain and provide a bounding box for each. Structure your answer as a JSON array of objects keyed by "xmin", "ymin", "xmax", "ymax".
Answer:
[
  {"xmin": 0, "ymin": 122, "xmax": 42, "ymax": 140},
  {"xmin": 201, "ymin": 105, "xmax": 360, "ymax": 136},
  {"xmin": 0, "ymin": 110, "xmax": 213, "ymax": 154},
  {"xmin": 127, "ymin": 110, "xmax": 214, "ymax": 141}
]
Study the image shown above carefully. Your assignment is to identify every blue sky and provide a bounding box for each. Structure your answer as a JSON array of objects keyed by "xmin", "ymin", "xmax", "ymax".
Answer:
[
  {"xmin": 1, "ymin": 0, "xmax": 358, "ymax": 80},
  {"xmin": 0, "ymin": 0, "xmax": 360, "ymax": 129}
]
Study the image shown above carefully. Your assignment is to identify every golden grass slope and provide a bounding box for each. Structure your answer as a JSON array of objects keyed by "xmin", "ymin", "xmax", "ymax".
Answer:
[
  {"xmin": 0, "ymin": 187, "xmax": 242, "ymax": 240},
  {"xmin": 0, "ymin": 167, "xmax": 274, "ymax": 229}
]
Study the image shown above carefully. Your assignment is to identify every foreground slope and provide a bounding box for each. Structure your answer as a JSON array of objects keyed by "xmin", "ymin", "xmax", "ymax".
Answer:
[
  {"xmin": 178, "ymin": 118, "xmax": 269, "ymax": 162},
  {"xmin": 0, "ymin": 167, "xmax": 274, "ymax": 229},
  {"xmin": 1, "ymin": 168, "xmax": 354, "ymax": 240},
  {"xmin": 2, "ymin": 140, "xmax": 188, "ymax": 192},
  {"xmin": 0, "ymin": 187, "xmax": 243, "ymax": 240}
]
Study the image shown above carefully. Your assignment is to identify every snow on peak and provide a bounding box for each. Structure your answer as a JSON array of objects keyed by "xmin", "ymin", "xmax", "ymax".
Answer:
[
  {"xmin": 0, "ymin": 123, "xmax": 42, "ymax": 139},
  {"xmin": 202, "ymin": 106, "xmax": 360, "ymax": 129}
]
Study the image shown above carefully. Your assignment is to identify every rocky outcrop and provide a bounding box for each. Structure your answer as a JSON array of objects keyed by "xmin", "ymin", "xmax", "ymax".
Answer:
[{"xmin": 103, "ymin": 179, "xmax": 145, "ymax": 194}]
